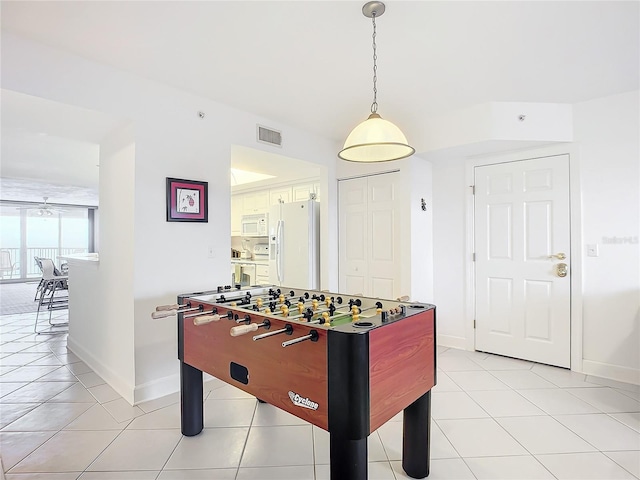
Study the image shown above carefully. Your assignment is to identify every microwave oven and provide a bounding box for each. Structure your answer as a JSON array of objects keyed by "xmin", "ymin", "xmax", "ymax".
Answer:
[{"xmin": 241, "ymin": 213, "xmax": 268, "ymax": 237}]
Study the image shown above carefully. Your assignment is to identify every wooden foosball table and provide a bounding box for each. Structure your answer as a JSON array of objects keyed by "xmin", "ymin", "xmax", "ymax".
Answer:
[{"xmin": 154, "ymin": 285, "xmax": 436, "ymax": 479}]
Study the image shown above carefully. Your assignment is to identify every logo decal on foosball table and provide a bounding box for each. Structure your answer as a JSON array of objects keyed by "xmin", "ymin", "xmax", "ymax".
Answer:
[{"xmin": 288, "ymin": 391, "xmax": 319, "ymax": 410}]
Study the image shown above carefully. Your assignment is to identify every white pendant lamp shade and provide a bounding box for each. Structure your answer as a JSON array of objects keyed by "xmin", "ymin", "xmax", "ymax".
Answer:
[
  {"xmin": 339, "ymin": 2, "xmax": 414, "ymax": 163},
  {"xmin": 339, "ymin": 113, "xmax": 415, "ymax": 162}
]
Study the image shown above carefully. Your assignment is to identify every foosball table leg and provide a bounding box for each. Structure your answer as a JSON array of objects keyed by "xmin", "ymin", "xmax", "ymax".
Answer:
[
  {"xmin": 402, "ymin": 390, "xmax": 431, "ymax": 478},
  {"xmin": 180, "ymin": 361, "xmax": 203, "ymax": 436},
  {"xmin": 329, "ymin": 435, "xmax": 367, "ymax": 480}
]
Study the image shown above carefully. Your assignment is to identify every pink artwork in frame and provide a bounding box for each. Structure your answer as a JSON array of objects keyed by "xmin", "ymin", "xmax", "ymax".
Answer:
[{"xmin": 166, "ymin": 177, "xmax": 208, "ymax": 222}]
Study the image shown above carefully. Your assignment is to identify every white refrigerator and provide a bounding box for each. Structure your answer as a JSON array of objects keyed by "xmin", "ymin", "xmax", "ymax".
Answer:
[{"xmin": 268, "ymin": 199, "xmax": 320, "ymax": 289}]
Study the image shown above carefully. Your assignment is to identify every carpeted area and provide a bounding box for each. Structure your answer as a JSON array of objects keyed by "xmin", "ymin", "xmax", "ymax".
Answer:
[{"xmin": 0, "ymin": 281, "xmax": 42, "ymax": 315}]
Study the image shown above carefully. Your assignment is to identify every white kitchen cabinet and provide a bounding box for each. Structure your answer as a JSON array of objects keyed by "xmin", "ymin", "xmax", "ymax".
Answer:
[
  {"xmin": 270, "ymin": 186, "xmax": 292, "ymax": 205},
  {"xmin": 232, "ymin": 180, "xmax": 320, "ymax": 236},
  {"xmin": 243, "ymin": 191, "xmax": 269, "ymax": 214},
  {"xmin": 292, "ymin": 183, "xmax": 314, "ymax": 201},
  {"xmin": 292, "ymin": 182, "xmax": 320, "ymax": 201}
]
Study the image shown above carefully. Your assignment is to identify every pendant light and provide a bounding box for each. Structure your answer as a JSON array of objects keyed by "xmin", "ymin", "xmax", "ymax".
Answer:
[{"xmin": 339, "ymin": 1, "xmax": 415, "ymax": 163}]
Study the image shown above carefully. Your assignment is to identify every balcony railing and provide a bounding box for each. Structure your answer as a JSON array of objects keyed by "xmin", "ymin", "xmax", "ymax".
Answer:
[{"xmin": 0, "ymin": 247, "xmax": 89, "ymax": 280}]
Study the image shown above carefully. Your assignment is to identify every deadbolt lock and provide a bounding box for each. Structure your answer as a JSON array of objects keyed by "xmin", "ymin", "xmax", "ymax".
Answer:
[{"xmin": 556, "ymin": 263, "xmax": 568, "ymax": 277}]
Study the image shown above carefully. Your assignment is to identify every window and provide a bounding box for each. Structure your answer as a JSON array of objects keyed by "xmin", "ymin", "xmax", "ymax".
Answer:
[{"xmin": 0, "ymin": 201, "xmax": 96, "ymax": 281}]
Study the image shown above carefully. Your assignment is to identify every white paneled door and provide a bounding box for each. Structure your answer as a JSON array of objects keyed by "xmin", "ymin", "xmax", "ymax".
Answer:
[
  {"xmin": 339, "ymin": 172, "xmax": 400, "ymax": 299},
  {"xmin": 339, "ymin": 176, "xmax": 368, "ymax": 296},
  {"xmin": 474, "ymin": 155, "xmax": 571, "ymax": 368}
]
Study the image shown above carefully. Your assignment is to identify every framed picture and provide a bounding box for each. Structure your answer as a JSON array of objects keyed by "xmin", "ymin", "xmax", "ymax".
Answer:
[{"xmin": 166, "ymin": 177, "xmax": 208, "ymax": 222}]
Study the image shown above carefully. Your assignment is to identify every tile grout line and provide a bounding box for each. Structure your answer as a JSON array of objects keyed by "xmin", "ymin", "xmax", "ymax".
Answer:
[
  {"xmin": 600, "ymin": 450, "xmax": 640, "ymax": 479},
  {"xmin": 4, "ymin": 392, "xmax": 93, "ymax": 474},
  {"xmin": 232, "ymin": 399, "xmax": 259, "ymax": 480},
  {"xmin": 77, "ymin": 426, "xmax": 132, "ymax": 478}
]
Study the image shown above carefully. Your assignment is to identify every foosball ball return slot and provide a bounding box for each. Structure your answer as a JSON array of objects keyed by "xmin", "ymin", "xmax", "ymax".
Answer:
[{"xmin": 153, "ymin": 285, "xmax": 436, "ymax": 480}]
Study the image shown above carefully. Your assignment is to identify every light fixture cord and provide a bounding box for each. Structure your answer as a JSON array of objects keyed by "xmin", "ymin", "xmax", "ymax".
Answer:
[{"xmin": 371, "ymin": 12, "xmax": 378, "ymax": 114}]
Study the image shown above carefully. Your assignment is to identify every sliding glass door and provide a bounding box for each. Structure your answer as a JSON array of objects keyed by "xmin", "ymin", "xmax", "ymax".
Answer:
[{"xmin": 0, "ymin": 202, "xmax": 95, "ymax": 282}]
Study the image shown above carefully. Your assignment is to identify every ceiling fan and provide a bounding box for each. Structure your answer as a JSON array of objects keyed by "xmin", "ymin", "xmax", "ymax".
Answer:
[{"xmin": 16, "ymin": 197, "xmax": 66, "ymax": 216}]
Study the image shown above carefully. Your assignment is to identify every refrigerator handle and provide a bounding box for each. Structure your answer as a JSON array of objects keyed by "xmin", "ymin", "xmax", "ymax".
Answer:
[{"xmin": 276, "ymin": 220, "xmax": 283, "ymax": 282}]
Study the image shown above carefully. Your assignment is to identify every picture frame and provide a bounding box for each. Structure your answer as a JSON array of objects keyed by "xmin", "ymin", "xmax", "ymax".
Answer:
[{"xmin": 166, "ymin": 177, "xmax": 208, "ymax": 223}]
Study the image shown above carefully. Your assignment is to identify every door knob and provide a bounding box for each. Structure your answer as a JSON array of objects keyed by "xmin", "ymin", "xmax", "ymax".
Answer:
[
  {"xmin": 548, "ymin": 252, "xmax": 566, "ymax": 260},
  {"xmin": 556, "ymin": 263, "xmax": 568, "ymax": 277}
]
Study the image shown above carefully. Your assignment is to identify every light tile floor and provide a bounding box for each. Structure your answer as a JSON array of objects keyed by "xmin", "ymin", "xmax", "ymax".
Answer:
[{"xmin": 0, "ymin": 310, "xmax": 639, "ymax": 480}]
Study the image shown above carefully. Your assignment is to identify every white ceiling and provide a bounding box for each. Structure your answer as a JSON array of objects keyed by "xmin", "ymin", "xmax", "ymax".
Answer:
[
  {"xmin": 1, "ymin": 1, "xmax": 638, "ymax": 203},
  {"xmin": 231, "ymin": 146, "xmax": 322, "ymax": 193},
  {"xmin": 0, "ymin": 89, "xmax": 123, "ymax": 205}
]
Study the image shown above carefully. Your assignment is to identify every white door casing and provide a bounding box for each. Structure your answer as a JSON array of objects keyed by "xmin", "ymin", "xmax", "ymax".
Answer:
[
  {"xmin": 339, "ymin": 172, "xmax": 400, "ymax": 299},
  {"xmin": 474, "ymin": 155, "xmax": 571, "ymax": 368}
]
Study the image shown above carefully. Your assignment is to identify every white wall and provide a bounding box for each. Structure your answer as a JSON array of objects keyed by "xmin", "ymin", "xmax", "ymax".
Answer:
[
  {"xmin": 421, "ymin": 102, "xmax": 573, "ymax": 160},
  {"xmin": 431, "ymin": 90, "xmax": 640, "ymax": 384},
  {"xmin": 407, "ymin": 157, "xmax": 434, "ymax": 303},
  {"xmin": 431, "ymin": 158, "xmax": 468, "ymax": 348},
  {"xmin": 574, "ymin": 90, "xmax": 640, "ymax": 383},
  {"xmin": 2, "ymin": 32, "xmax": 339, "ymax": 403},
  {"xmin": 67, "ymin": 123, "xmax": 137, "ymax": 401}
]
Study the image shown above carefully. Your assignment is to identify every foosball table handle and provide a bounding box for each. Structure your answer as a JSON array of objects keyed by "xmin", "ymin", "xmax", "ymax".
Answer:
[
  {"xmin": 193, "ymin": 314, "xmax": 222, "ymax": 326},
  {"xmin": 397, "ymin": 295, "xmax": 410, "ymax": 302},
  {"xmin": 230, "ymin": 323, "xmax": 260, "ymax": 337},
  {"xmin": 156, "ymin": 303, "xmax": 181, "ymax": 311},
  {"xmin": 151, "ymin": 309, "xmax": 178, "ymax": 319}
]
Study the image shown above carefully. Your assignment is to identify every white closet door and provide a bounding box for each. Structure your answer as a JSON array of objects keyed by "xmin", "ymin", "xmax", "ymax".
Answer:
[
  {"xmin": 367, "ymin": 173, "xmax": 400, "ymax": 299},
  {"xmin": 339, "ymin": 172, "xmax": 401, "ymax": 299},
  {"xmin": 339, "ymin": 176, "xmax": 368, "ymax": 295}
]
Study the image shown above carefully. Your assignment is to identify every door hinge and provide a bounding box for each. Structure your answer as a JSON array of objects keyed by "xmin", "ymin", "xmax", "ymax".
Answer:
[
  {"xmin": 471, "ymin": 185, "xmax": 475, "ymax": 195},
  {"xmin": 472, "ymin": 252, "xmax": 476, "ymax": 262},
  {"xmin": 473, "ymin": 319, "xmax": 476, "ymax": 329}
]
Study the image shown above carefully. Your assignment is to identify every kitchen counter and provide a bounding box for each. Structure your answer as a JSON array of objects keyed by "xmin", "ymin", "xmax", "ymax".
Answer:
[
  {"xmin": 59, "ymin": 252, "xmax": 99, "ymax": 264},
  {"xmin": 231, "ymin": 258, "xmax": 269, "ymax": 266},
  {"xmin": 231, "ymin": 258, "xmax": 270, "ymax": 286}
]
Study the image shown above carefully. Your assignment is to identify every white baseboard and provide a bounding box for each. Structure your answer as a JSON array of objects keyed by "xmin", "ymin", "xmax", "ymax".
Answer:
[
  {"xmin": 581, "ymin": 359, "xmax": 640, "ymax": 386},
  {"xmin": 437, "ymin": 334, "xmax": 468, "ymax": 351},
  {"xmin": 133, "ymin": 373, "xmax": 180, "ymax": 405},
  {"xmin": 67, "ymin": 337, "xmax": 226, "ymax": 406},
  {"xmin": 67, "ymin": 335, "xmax": 135, "ymax": 404}
]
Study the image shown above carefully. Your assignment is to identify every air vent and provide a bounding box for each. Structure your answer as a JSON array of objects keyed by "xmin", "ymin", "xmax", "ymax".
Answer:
[{"xmin": 257, "ymin": 125, "xmax": 282, "ymax": 147}]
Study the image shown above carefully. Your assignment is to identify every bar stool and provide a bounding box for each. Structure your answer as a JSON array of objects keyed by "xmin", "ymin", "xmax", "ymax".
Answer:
[{"xmin": 34, "ymin": 258, "xmax": 69, "ymax": 334}]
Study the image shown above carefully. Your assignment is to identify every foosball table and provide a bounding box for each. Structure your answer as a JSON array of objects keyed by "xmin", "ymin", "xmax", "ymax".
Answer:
[{"xmin": 154, "ymin": 285, "xmax": 436, "ymax": 479}]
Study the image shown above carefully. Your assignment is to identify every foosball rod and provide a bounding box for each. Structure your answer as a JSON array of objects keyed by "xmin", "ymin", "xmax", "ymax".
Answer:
[
  {"xmin": 222, "ymin": 289, "xmax": 298, "ymax": 306},
  {"xmin": 272, "ymin": 297, "xmax": 345, "ymax": 315},
  {"xmin": 282, "ymin": 329, "xmax": 319, "ymax": 347},
  {"xmin": 272, "ymin": 302, "xmax": 377, "ymax": 320},
  {"xmin": 234, "ymin": 291, "xmax": 340, "ymax": 310},
  {"xmin": 227, "ymin": 292, "xmax": 302, "ymax": 309},
  {"xmin": 225, "ymin": 289, "xmax": 321, "ymax": 310},
  {"xmin": 276, "ymin": 308, "xmax": 370, "ymax": 327},
  {"xmin": 253, "ymin": 323, "xmax": 293, "ymax": 341},
  {"xmin": 267, "ymin": 304, "xmax": 344, "ymax": 321}
]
